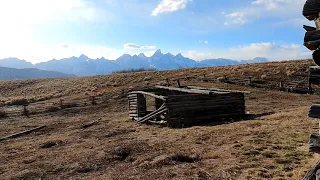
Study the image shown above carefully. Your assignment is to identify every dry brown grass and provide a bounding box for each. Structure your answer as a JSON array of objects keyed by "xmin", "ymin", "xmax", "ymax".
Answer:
[{"xmin": 0, "ymin": 59, "xmax": 320, "ymax": 179}]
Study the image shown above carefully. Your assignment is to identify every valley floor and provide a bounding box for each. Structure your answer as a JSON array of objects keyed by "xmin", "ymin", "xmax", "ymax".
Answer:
[
  {"xmin": 0, "ymin": 60, "xmax": 320, "ymax": 179},
  {"xmin": 0, "ymin": 82, "xmax": 319, "ymax": 179}
]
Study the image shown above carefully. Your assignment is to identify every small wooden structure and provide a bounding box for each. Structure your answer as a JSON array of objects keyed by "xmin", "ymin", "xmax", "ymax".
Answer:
[{"xmin": 128, "ymin": 85, "xmax": 246, "ymax": 126}]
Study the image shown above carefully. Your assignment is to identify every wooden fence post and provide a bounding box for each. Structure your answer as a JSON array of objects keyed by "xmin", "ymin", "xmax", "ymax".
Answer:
[
  {"xmin": 176, "ymin": 79, "xmax": 181, "ymax": 88},
  {"xmin": 279, "ymin": 81, "xmax": 283, "ymax": 88},
  {"xmin": 60, "ymin": 99, "xmax": 64, "ymax": 109},
  {"xmin": 23, "ymin": 104, "xmax": 29, "ymax": 117},
  {"xmin": 203, "ymin": 74, "xmax": 207, "ymax": 82},
  {"xmin": 248, "ymin": 77, "xmax": 252, "ymax": 86},
  {"xmin": 91, "ymin": 96, "xmax": 97, "ymax": 105},
  {"xmin": 166, "ymin": 78, "xmax": 170, "ymax": 86}
]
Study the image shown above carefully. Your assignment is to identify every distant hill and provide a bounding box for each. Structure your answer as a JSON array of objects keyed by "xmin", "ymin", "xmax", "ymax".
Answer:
[
  {"xmin": 0, "ymin": 50, "xmax": 269, "ymax": 76},
  {"xmin": 0, "ymin": 66, "xmax": 75, "ymax": 80}
]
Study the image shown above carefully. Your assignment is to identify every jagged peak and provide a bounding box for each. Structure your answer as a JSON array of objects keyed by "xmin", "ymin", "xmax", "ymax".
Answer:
[
  {"xmin": 175, "ymin": 53, "xmax": 184, "ymax": 58},
  {"xmin": 79, "ymin": 54, "xmax": 88, "ymax": 59},
  {"xmin": 165, "ymin": 52, "xmax": 174, "ymax": 56},
  {"xmin": 138, "ymin": 53, "xmax": 146, "ymax": 58},
  {"xmin": 120, "ymin": 54, "xmax": 132, "ymax": 58},
  {"xmin": 152, "ymin": 49, "xmax": 163, "ymax": 57}
]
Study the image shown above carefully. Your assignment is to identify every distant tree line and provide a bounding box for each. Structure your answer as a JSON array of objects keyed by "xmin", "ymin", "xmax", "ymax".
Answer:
[{"xmin": 112, "ymin": 68, "xmax": 156, "ymax": 74}]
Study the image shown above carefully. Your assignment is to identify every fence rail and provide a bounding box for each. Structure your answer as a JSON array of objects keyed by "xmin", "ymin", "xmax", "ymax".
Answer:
[{"xmin": 0, "ymin": 95, "xmax": 109, "ymax": 118}]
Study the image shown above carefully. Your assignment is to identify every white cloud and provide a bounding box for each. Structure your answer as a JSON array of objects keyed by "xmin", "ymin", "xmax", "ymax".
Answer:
[
  {"xmin": 204, "ymin": 41, "xmax": 209, "ymax": 44},
  {"xmin": 224, "ymin": 12, "xmax": 248, "ymax": 25},
  {"xmin": 251, "ymin": 0, "xmax": 305, "ymax": 12},
  {"xmin": 224, "ymin": 0, "xmax": 306, "ymax": 25},
  {"xmin": 151, "ymin": 0, "xmax": 190, "ymax": 16},
  {"xmin": 124, "ymin": 43, "xmax": 157, "ymax": 50},
  {"xmin": 252, "ymin": 0, "xmax": 278, "ymax": 10},
  {"xmin": 0, "ymin": 0, "xmax": 110, "ymax": 26},
  {"xmin": 183, "ymin": 42, "xmax": 310, "ymax": 61}
]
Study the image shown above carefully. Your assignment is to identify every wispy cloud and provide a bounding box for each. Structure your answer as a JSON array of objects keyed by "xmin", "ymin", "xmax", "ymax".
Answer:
[
  {"xmin": 223, "ymin": 0, "xmax": 306, "ymax": 25},
  {"xmin": 151, "ymin": 0, "xmax": 191, "ymax": 16},
  {"xmin": 183, "ymin": 42, "xmax": 310, "ymax": 61},
  {"xmin": 124, "ymin": 43, "xmax": 157, "ymax": 50},
  {"xmin": 224, "ymin": 11, "xmax": 248, "ymax": 25}
]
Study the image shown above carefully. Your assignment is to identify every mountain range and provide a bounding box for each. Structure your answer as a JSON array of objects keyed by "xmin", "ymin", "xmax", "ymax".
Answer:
[
  {"xmin": 0, "ymin": 66, "xmax": 74, "ymax": 80},
  {"xmin": 0, "ymin": 49, "xmax": 268, "ymax": 77}
]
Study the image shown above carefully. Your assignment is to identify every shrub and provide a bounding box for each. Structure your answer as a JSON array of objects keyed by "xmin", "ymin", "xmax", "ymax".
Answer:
[
  {"xmin": 7, "ymin": 98, "xmax": 29, "ymax": 106},
  {"xmin": 46, "ymin": 106, "xmax": 60, "ymax": 113},
  {"xmin": 112, "ymin": 68, "xmax": 156, "ymax": 74},
  {"xmin": 62, "ymin": 102, "xmax": 78, "ymax": 109}
]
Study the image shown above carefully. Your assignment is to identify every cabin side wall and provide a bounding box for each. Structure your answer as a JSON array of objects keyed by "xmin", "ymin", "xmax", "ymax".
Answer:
[
  {"xmin": 165, "ymin": 93, "xmax": 245, "ymax": 125},
  {"xmin": 128, "ymin": 93, "xmax": 147, "ymax": 119}
]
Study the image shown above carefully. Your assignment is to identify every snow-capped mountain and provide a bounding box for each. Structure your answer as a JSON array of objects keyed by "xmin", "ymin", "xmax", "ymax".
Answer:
[{"xmin": 0, "ymin": 49, "xmax": 269, "ymax": 76}]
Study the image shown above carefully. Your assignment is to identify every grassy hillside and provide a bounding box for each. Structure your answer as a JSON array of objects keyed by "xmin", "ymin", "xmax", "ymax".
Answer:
[{"xmin": 0, "ymin": 59, "xmax": 319, "ymax": 179}]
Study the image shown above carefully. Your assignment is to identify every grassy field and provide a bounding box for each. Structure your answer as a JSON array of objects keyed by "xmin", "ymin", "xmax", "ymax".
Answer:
[{"xmin": 1, "ymin": 59, "xmax": 320, "ymax": 179}]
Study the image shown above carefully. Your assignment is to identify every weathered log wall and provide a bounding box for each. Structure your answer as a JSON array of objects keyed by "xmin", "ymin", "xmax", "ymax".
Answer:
[{"xmin": 165, "ymin": 93, "xmax": 245, "ymax": 126}]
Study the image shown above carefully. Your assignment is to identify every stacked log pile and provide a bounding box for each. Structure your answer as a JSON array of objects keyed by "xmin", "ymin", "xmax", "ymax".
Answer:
[
  {"xmin": 303, "ymin": 0, "xmax": 320, "ymax": 66},
  {"xmin": 309, "ymin": 103, "xmax": 320, "ymax": 118},
  {"xmin": 303, "ymin": 1, "xmax": 320, "ymax": 179}
]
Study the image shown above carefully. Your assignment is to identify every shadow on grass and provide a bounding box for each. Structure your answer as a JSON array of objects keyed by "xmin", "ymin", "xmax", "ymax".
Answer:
[{"xmin": 171, "ymin": 112, "xmax": 275, "ymax": 128}]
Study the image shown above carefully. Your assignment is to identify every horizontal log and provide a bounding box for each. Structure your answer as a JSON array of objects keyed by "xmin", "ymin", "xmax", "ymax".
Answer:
[
  {"xmin": 130, "ymin": 91, "xmax": 166, "ymax": 101},
  {"xmin": 168, "ymin": 107, "xmax": 245, "ymax": 114},
  {"xmin": 303, "ymin": 1, "xmax": 320, "ymax": 20},
  {"xmin": 167, "ymin": 113, "xmax": 246, "ymax": 124},
  {"xmin": 305, "ymin": 30, "xmax": 320, "ymax": 43},
  {"xmin": 128, "ymin": 98, "xmax": 137, "ymax": 101},
  {"xmin": 168, "ymin": 112, "xmax": 246, "ymax": 120},
  {"xmin": 304, "ymin": 25, "xmax": 317, "ymax": 31},
  {"xmin": 166, "ymin": 100, "xmax": 245, "ymax": 108},
  {"xmin": 310, "ymin": 134, "xmax": 320, "ymax": 153},
  {"xmin": 166, "ymin": 94, "xmax": 243, "ymax": 102},
  {"xmin": 128, "ymin": 94, "xmax": 137, "ymax": 97},
  {"xmin": 304, "ymin": 40, "xmax": 320, "ymax": 50},
  {"xmin": 155, "ymin": 85, "xmax": 217, "ymax": 95},
  {"xmin": 0, "ymin": 125, "xmax": 47, "ymax": 142},
  {"xmin": 186, "ymin": 86, "xmax": 250, "ymax": 94},
  {"xmin": 168, "ymin": 105, "xmax": 245, "ymax": 113},
  {"xmin": 166, "ymin": 97, "xmax": 244, "ymax": 104}
]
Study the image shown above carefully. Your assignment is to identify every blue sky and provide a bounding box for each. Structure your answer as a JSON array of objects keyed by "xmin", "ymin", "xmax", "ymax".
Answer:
[{"xmin": 0, "ymin": 0, "xmax": 313, "ymax": 63}]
